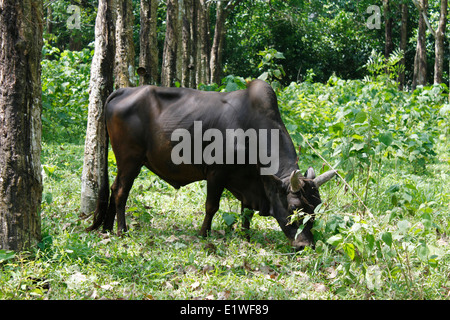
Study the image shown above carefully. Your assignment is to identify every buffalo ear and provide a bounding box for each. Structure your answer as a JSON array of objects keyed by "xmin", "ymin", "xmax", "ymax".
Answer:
[
  {"xmin": 261, "ymin": 173, "xmax": 284, "ymax": 193},
  {"xmin": 304, "ymin": 167, "xmax": 315, "ymax": 179}
]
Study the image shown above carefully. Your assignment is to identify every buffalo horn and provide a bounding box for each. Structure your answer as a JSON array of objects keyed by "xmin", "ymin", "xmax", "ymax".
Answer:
[
  {"xmin": 313, "ymin": 170, "xmax": 337, "ymax": 187},
  {"xmin": 290, "ymin": 170, "xmax": 304, "ymax": 193}
]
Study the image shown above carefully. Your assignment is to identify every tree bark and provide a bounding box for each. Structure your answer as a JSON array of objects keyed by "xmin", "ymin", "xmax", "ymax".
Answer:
[
  {"xmin": 161, "ymin": 0, "xmax": 179, "ymax": 87},
  {"xmin": 412, "ymin": 0, "xmax": 428, "ymax": 90},
  {"xmin": 383, "ymin": 0, "xmax": 394, "ymax": 59},
  {"xmin": 196, "ymin": 0, "xmax": 211, "ymax": 85},
  {"xmin": 210, "ymin": 1, "xmax": 227, "ymax": 84},
  {"xmin": 0, "ymin": 0, "xmax": 44, "ymax": 251},
  {"xmin": 189, "ymin": 0, "xmax": 198, "ymax": 88},
  {"xmin": 81, "ymin": 0, "xmax": 115, "ymax": 215},
  {"xmin": 398, "ymin": 2, "xmax": 408, "ymax": 90},
  {"xmin": 434, "ymin": 0, "xmax": 447, "ymax": 84},
  {"xmin": 139, "ymin": 0, "xmax": 159, "ymax": 85},
  {"xmin": 181, "ymin": 0, "xmax": 194, "ymax": 88},
  {"xmin": 114, "ymin": 0, "xmax": 135, "ymax": 88},
  {"xmin": 210, "ymin": 0, "xmax": 241, "ymax": 84}
]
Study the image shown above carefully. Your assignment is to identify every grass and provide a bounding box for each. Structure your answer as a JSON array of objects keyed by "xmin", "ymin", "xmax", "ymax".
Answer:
[{"xmin": 1, "ymin": 137, "xmax": 449, "ymax": 300}]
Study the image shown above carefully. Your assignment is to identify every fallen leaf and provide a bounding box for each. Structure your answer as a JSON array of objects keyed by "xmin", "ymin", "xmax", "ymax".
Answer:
[
  {"xmin": 326, "ymin": 267, "xmax": 337, "ymax": 279},
  {"xmin": 143, "ymin": 293, "xmax": 154, "ymax": 300},
  {"xmin": 101, "ymin": 284, "xmax": 113, "ymax": 291},
  {"xmin": 179, "ymin": 235, "xmax": 197, "ymax": 242},
  {"xmin": 213, "ymin": 230, "xmax": 226, "ymax": 236},
  {"xmin": 165, "ymin": 235, "xmax": 179, "ymax": 243},
  {"xmin": 89, "ymin": 289, "xmax": 99, "ymax": 300},
  {"xmin": 313, "ymin": 283, "xmax": 328, "ymax": 293},
  {"xmin": 185, "ymin": 265, "xmax": 198, "ymax": 273},
  {"xmin": 100, "ymin": 238, "xmax": 111, "ymax": 245},
  {"xmin": 243, "ymin": 259, "xmax": 253, "ymax": 271},
  {"xmin": 438, "ymin": 237, "xmax": 448, "ymax": 247},
  {"xmin": 191, "ymin": 281, "xmax": 201, "ymax": 290},
  {"xmin": 217, "ymin": 290, "xmax": 231, "ymax": 300},
  {"xmin": 292, "ymin": 271, "xmax": 309, "ymax": 281}
]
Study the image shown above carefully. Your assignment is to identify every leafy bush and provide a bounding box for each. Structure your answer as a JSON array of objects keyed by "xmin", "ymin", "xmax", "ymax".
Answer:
[{"xmin": 41, "ymin": 41, "xmax": 93, "ymax": 144}]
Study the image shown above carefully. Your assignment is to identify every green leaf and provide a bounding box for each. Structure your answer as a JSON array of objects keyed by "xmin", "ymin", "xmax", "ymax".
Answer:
[
  {"xmin": 369, "ymin": 111, "xmax": 382, "ymax": 126},
  {"xmin": 366, "ymin": 234, "xmax": 375, "ymax": 252},
  {"xmin": 350, "ymin": 142, "xmax": 365, "ymax": 152},
  {"xmin": 417, "ymin": 242, "xmax": 429, "ymax": 262},
  {"xmin": 273, "ymin": 69, "xmax": 282, "ymax": 79},
  {"xmin": 385, "ymin": 184, "xmax": 400, "ymax": 194},
  {"xmin": 330, "ymin": 122, "xmax": 344, "ymax": 135},
  {"xmin": 327, "ymin": 234, "xmax": 343, "ymax": 246},
  {"xmin": 378, "ymin": 132, "xmax": 394, "ymax": 146},
  {"xmin": 344, "ymin": 170, "xmax": 355, "ymax": 182},
  {"xmin": 354, "ymin": 110, "xmax": 367, "ymax": 123},
  {"xmin": 0, "ymin": 250, "xmax": 16, "ymax": 263},
  {"xmin": 274, "ymin": 52, "xmax": 285, "ymax": 59},
  {"xmin": 222, "ymin": 212, "xmax": 237, "ymax": 227},
  {"xmin": 258, "ymin": 72, "xmax": 269, "ymax": 81},
  {"xmin": 397, "ymin": 220, "xmax": 410, "ymax": 234},
  {"xmin": 381, "ymin": 232, "xmax": 392, "ymax": 247},
  {"xmin": 225, "ymin": 81, "xmax": 239, "ymax": 92},
  {"xmin": 343, "ymin": 243, "xmax": 355, "ymax": 260}
]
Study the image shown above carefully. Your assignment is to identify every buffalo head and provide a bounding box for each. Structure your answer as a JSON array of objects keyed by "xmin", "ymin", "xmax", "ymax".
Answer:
[{"xmin": 263, "ymin": 167, "xmax": 336, "ymax": 250}]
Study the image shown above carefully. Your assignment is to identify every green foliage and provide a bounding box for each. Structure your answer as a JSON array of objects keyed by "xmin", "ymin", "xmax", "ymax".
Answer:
[
  {"xmin": 280, "ymin": 64, "xmax": 446, "ymax": 178},
  {"xmin": 44, "ymin": 0, "xmax": 97, "ymax": 51},
  {"xmin": 224, "ymin": 0, "xmax": 390, "ymax": 83},
  {"xmin": 275, "ymin": 56, "xmax": 449, "ymax": 298},
  {"xmin": 257, "ymin": 48, "xmax": 286, "ymax": 90},
  {"xmin": 198, "ymin": 75, "xmax": 247, "ymax": 92},
  {"xmin": 364, "ymin": 49, "xmax": 405, "ymax": 83},
  {"xmin": 41, "ymin": 41, "xmax": 93, "ymax": 143}
]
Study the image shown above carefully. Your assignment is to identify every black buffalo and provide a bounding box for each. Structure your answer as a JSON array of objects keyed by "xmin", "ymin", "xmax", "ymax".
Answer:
[{"xmin": 87, "ymin": 79, "xmax": 335, "ymax": 250}]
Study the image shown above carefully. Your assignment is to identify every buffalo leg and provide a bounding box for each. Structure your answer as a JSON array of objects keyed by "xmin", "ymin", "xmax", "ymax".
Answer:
[
  {"xmin": 241, "ymin": 204, "xmax": 254, "ymax": 240},
  {"xmin": 103, "ymin": 153, "xmax": 142, "ymax": 235},
  {"xmin": 102, "ymin": 179, "xmax": 118, "ymax": 232},
  {"xmin": 114, "ymin": 165, "xmax": 142, "ymax": 236},
  {"xmin": 199, "ymin": 176, "xmax": 224, "ymax": 237}
]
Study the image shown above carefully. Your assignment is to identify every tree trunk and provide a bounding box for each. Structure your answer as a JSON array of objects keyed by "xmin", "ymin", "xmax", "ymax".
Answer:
[
  {"xmin": 398, "ymin": 2, "xmax": 408, "ymax": 90},
  {"xmin": 210, "ymin": 2, "xmax": 227, "ymax": 84},
  {"xmin": 412, "ymin": 0, "xmax": 428, "ymax": 90},
  {"xmin": 196, "ymin": 0, "xmax": 210, "ymax": 85},
  {"xmin": 47, "ymin": 5, "xmax": 53, "ymax": 37},
  {"xmin": 161, "ymin": 0, "xmax": 179, "ymax": 87},
  {"xmin": 176, "ymin": 0, "xmax": 183, "ymax": 85},
  {"xmin": 115, "ymin": 0, "xmax": 135, "ymax": 88},
  {"xmin": 434, "ymin": 0, "xmax": 447, "ymax": 84},
  {"xmin": 139, "ymin": 0, "xmax": 159, "ymax": 85},
  {"xmin": 210, "ymin": 0, "xmax": 241, "ymax": 84},
  {"xmin": 0, "ymin": 0, "xmax": 44, "ymax": 251},
  {"xmin": 81, "ymin": 0, "xmax": 115, "ymax": 215},
  {"xmin": 189, "ymin": 0, "xmax": 198, "ymax": 88},
  {"xmin": 181, "ymin": 0, "xmax": 194, "ymax": 88},
  {"xmin": 383, "ymin": 0, "xmax": 394, "ymax": 59}
]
